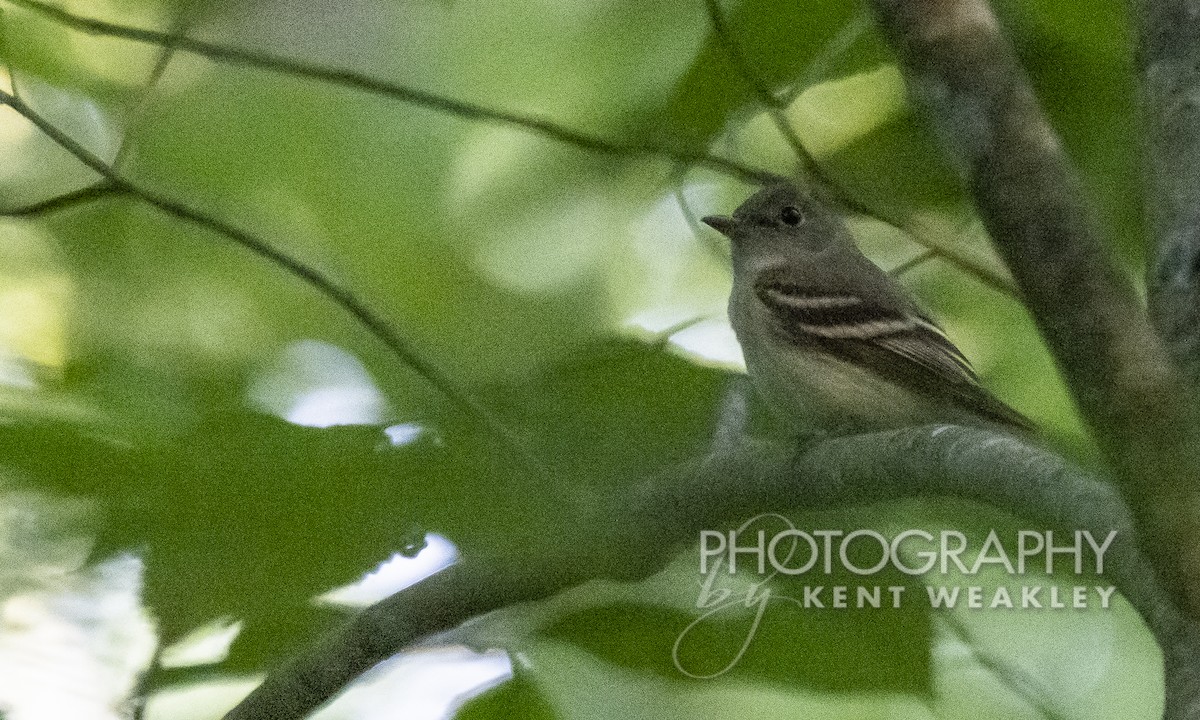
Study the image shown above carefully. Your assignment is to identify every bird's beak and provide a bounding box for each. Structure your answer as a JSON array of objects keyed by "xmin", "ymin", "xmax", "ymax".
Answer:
[{"xmin": 702, "ymin": 215, "xmax": 736, "ymax": 236}]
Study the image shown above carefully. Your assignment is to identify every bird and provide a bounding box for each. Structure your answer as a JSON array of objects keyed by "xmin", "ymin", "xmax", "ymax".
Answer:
[{"xmin": 702, "ymin": 182, "xmax": 1032, "ymax": 436}]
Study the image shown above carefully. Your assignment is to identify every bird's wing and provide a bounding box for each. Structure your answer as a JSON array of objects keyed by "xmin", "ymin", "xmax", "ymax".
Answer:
[{"xmin": 755, "ymin": 280, "xmax": 1033, "ymax": 430}]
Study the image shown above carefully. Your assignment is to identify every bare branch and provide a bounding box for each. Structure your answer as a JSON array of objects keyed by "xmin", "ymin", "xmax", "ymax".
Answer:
[
  {"xmin": 936, "ymin": 613, "xmax": 1070, "ymax": 720},
  {"xmin": 702, "ymin": 0, "xmax": 824, "ymax": 176},
  {"xmin": 222, "ymin": 425, "xmax": 1200, "ymax": 720},
  {"xmin": 111, "ymin": 14, "xmax": 193, "ymax": 173},
  {"xmin": 669, "ymin": 170, "xmax": 731, "ymax": 264},
  {"xmin": 6, "ymin": 0, "xmax": 1021, "ymax": 302},
  {"xmin": 3, "ymin": 0, "xmax": 775, "ymax": 185},
  {"xmin": 650, "ymin": 314, "xmax": 713, "ymax": 350},
  {"xmin": 0, "ymin": 6, "xmax": 19, "ymax": 99},
  {"xmin": 867, "ymin": 0, "xmax": 1200, "ymax": 619},
  {"xmin": 794, "ymin": 11, "xmax": 873, "ymax": 100},
  {"xmin": 0, "ymin": 87, "xmax": 548, "ymax": 479},
  {"xmin": 888, "ymin": 247, "xmax": 936, "ymax": 277},
  {"xmin": 702, "ymin": 0, "xmax": 1019, "ymax": 299},
  {"xmin": 0, "ymin": 182, "xmax": 129, "ymax": 216},
  {"xmin": 887, "ymin": 212, "xmax": 1020, "ymax": 296},
  {"xmin": 1133, "ymin": 0, "xmax": 1200, "ymax": 389}
]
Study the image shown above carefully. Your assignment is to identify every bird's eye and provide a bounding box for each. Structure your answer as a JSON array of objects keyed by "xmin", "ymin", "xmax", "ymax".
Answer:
[{"xmin": 780, "ymin": 205, "xmax": 804, "ymax": 226}]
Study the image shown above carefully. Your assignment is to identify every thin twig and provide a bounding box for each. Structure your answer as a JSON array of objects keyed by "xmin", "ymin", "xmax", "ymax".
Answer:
[
  {"xmin": 897, "ymin": 214, "xmax": 1019, "ymax": 297},
  {"xmin": 702, "ymin": 0, "xmax": 832, "ymax": 184},
  {"xmin": 3, "ymin": 0, "xmax": 776, "ymax": 185},
  {"xmin": 112, "ymin": 15, "xmax": 191, "ymax": 173},
  {"xmin": 668, "ymin": 163, "xmax": 731, "ymax": 264},
  {"xmin": 702, "ymin": 0, "xmax": 853, "ymax": 202},
  {"xmin": 7, "ymin": 0, "xmax": 1018, "ymax": 299},
  {"xmin": 0, "ymin": 87, "xmax": 548, "ymax": 479},
  {"xmin": 937, "ymin": 613, "xmax": 1069, "ymax": 720},
  {"xmin": 651, "ymin": 313, "xmax": 713, "ymax": 350},
  {"xmin": 701, "ymin": 0, "xmax": 1018, "ymax": 299},
  {"xmin": 887, "ymin": 247, "xmax": 936, "ymax": 277},
  {"xmin": 0, "ymin": 6, "xmax": 17, "ymax": 99},
  {"xmin": 794, "ymin": 10, "xmax": 873, "ymax": 99},
  {"xmin": 675, "ymin": 186, "xmax": 730, "ymax": 263},
  {"xmin": 0, "ymin": 181, "xmax": 129, "ymax": 216}
]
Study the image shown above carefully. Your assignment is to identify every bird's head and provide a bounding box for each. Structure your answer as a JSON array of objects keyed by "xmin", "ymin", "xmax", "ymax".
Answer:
[{"xmin": 702, "ymin": 183, "xmax": 842, "ymax": 254}]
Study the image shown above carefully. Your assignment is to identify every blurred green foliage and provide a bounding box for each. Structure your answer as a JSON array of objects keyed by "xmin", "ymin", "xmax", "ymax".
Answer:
[{"xmin": 0, "ymin": 0, "xmax": 1162, "ymax": 717}]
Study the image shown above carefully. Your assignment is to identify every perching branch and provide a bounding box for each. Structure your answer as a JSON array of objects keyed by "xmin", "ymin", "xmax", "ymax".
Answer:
[
  {"xmin": 0, "ymin": 87, "xmax": 547, "ymax": 479},
  {"xmin": 1133, "ymin": 0, "xmax": 1200, "ymax": 390},
  {"xmin": 867, "ymin": 0, "xmax": 1200, "ymax": 620},
  {"xmin": 224, "ymin": 425, "xmax": 1200, "ymax": 720}
]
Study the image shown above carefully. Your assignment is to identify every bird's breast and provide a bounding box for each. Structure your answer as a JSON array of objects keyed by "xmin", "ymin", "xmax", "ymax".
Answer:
[{"xmin": 729, "ymin": 290, "xmax": 945, "ymax": 433}]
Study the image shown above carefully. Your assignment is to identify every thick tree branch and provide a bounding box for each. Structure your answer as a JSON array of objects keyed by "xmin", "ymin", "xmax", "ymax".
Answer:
[
  {"xmin": 1134, "ymin": 0, "xmax": 1200, "ymax": 388},
  {"xmin": 867, "ymin": 0, "xmax": 1200, "ymax": 619},
  {"xmin": 225, "ymin": 426, "xmax": 1200, "ymax": 720}
]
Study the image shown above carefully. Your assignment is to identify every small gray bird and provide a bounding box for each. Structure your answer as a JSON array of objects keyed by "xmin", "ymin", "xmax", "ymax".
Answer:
[{"xmin": 703, "ymin": 183, "xmax": 1031, "ymax": 435}]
